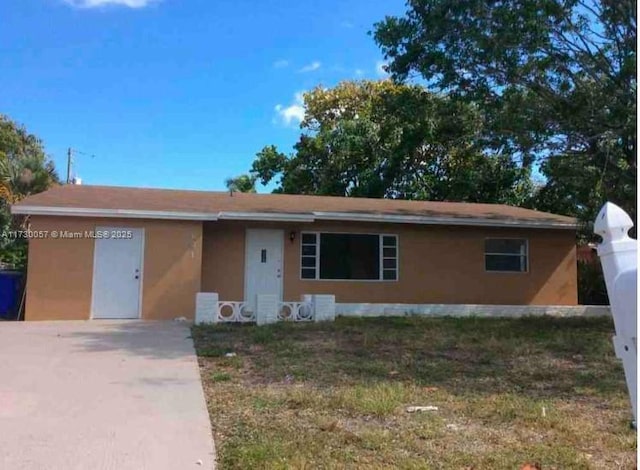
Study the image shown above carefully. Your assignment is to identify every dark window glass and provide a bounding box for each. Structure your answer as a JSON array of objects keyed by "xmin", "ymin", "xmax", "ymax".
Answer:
[
  {"xmin": 485, "ymin": 239, "xmax": 525, "ymax": 255},
  {"xmin": 319, "ymin": 234, "xmax": 380, "ymax": 280},
  {"xmin": 301, "ymin": 245, "xmax": 316, "ymax": 256},
  {"xmin": 301, "ymin": 233, "xmax": 316, "ymax": 244},
  {"xmin": 383, "ymin": 258, "xmax": 396, "ymax": 269},
  {"xmin": 485, "ymin": 255, "xmax": 527, "ymax": 272},
  {"xmin": 484, "ymin": 239, "xmax": 527, "ymax": 272},
  {"xmin": 383, "ymin": 269, "xmax": 397, "ymax": 280},
  {"xmin": 382, "ymin": 236, "xmax": 396, "ymax": 247},
  {"xmin": 383, "ymin": 247, "xmax": 396, "ymax": 258},
  {"xmin": 301, "ymin": 268, "xmax": 316, "ymax": 279},
  {"xmin": 301, "ymin": 257, "xmax": 316, "ymax": 267},
  {"xmin": 261, "ymin": 249, "xmax": 267, "ymax": 263}
]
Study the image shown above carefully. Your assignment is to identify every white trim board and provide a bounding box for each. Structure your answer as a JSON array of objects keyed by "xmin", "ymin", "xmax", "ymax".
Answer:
[
  {"xmin": 11, "ymin": 205, "xmax": 218, "ymax": 221},
  {"xmin": 335, "ymin": 303, "xmax": 611, "ymax": 318},
  {"xmin": 219, "ymin": 212, "xmax": 314, "ymax": 222},
  {"xmin": 11, "ymin": 205, "xmax": 577, "ymax": 229},
  {"xmin": 312, "ymin": 212, "xmax": 577, "ymax": 229}
]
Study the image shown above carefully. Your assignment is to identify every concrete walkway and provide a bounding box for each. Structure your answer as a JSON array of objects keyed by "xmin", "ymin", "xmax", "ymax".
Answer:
[{"xmin": 0, "ymin": 321, "xmax": 215, "ymax": 470}]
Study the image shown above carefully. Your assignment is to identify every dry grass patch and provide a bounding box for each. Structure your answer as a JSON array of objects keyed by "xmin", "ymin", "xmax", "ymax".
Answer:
[{"xmin": 193, "ymin": 316, "xmax": 636, "ymax": 469}]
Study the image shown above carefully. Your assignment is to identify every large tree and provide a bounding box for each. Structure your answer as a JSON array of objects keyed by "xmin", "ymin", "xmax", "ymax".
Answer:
[
  {"xmin": 0, "ymin": 114, "xmax": 59, "ymax": 268},
  {"xmin": 374, "ymin": 0, "xmax": 636, "ymax": 227},
  {"xmin": 245, "ymin": 80, "xmax": 533, "ymax": 204}
]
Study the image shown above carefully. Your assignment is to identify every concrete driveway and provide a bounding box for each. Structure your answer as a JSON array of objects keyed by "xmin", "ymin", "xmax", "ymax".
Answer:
[{"xmin": 0, "ymin": 321, "xmax": 215, "ymax": 470}]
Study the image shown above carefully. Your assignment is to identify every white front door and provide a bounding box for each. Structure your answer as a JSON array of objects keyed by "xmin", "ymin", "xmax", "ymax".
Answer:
[
  {"xmin": 91, "ymin": 227, "xmax": 144, "ymax": 319},
  {"xmin": 244, "ymin": 229, "xmax": 284, "ymax": 312}
]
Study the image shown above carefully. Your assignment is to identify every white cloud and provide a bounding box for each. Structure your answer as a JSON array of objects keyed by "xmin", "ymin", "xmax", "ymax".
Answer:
[
  {"xmin": 274, "ymin": 92, "xmax": 305, "ymax": 126},
  {"xmin": 298, "ymin": 61, "xmax": 321, "ymax": 73},
  {"xmin": 340, "ymin": 21, "xmax": 354, "ymax": 28},
  {"xmin": 355, "ymin": 68, "xmax": 365, "ymax": 77},
  {"xmin": 273, "ymin": 59, "xmax": 289, "ymax": 68},
  {"xmin": 62, "ymin": 0, "xmax": 156, "ymax": 7},
  {"xmin": 376, "ymin": 60, "xmax": 389, "ymax": 76}
]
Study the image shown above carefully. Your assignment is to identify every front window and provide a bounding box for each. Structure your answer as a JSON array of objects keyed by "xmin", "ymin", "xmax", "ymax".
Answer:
[
  {"xmin": 485, "ymin": 239, "xmax": 528, "ymax": 272},
  {"xmin": 301, "ymin": 232, "xmax": 398, "ymax": 281}
]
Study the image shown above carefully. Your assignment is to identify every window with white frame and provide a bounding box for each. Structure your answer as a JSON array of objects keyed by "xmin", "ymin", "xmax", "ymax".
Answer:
[
  {"xmin": 484, "ymin": 239, "xmax": 528, "ymax": 272},
  {"xmin": 301, "ymin": 233, "xmax": 398, "ymax": 281}
]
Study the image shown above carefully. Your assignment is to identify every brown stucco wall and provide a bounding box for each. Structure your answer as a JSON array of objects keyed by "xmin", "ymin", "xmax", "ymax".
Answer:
[
  {"xmin": 25, "ymin": 216, "xmax": 202, "ymax": 320},
  {"xmin": 24, "ymin": 216, "xmax": 577, "ymax": 321},
  {"xmin": 201, "ymin": 220, "xmax": 577, "ymax": 305}
]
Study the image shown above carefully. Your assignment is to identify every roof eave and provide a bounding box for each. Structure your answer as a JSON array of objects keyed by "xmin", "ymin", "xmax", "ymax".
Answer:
[
  {"xmin": 11, "ymin": 205, "xmax": 578, "ymax": 229},
  {"xmin": 10, "ymin": 205, "xmax": 218, "ymax": 221},
  {"xmin": 311, "ymin": 211, "xmax": 577, "ymax": 229}
]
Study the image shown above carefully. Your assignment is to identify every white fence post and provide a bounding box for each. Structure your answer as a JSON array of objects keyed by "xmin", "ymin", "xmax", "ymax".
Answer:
[
  {"xmin": 256, "ymin": 294, "xmax": 278, "ymax": 326},
  {"xmin": 313, "ymin": 295, "xmax": 336, "ymax": 322},
  {"xmin": 594, "ymin": 202, "xmax": 637, "ymax": 423},
  {"xmin": 195, "ymin": 292, "xmax": 218, "ymax": 325}
]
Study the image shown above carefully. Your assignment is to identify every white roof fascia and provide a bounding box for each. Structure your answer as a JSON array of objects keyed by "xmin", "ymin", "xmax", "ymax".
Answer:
[
  {"xmin": 11, "ymin": 205, "xmax": 577, "ymax": 229},
  {"xmin": 11, "ymin": 205, "xmax": 218, "ymax": 221},
  {"xmin": 311, "ymin": 211, "xmax": 577, "ymax": 229}
]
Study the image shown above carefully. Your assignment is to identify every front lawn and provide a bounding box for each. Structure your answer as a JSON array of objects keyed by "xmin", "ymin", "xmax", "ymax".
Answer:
[{"xmin": 192, "ymin": 316, "xmax": 636, "ymax": 469}]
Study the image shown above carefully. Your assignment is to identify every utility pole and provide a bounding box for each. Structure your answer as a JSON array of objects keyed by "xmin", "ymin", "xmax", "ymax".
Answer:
[
  {"xmin": 65, "ymin": 147, "xmax": 96, "ymax": 184},
  {"xmin": 66, "ymin": 148, "xmax": 72, "ymax": 184}
]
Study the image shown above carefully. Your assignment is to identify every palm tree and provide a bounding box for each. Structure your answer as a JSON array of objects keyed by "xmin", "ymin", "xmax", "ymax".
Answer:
[
  {"xmin": 0, "ymin": 114, "xmax": 59, "ymax": 204},
  {"xmin": 0, "ymin": 115, "xmax": 59, "ymax": 268},
  {"xmin": 225, "ymin": 174, "xmax": 257, "ymax": 193},
  {"xmin": 0, "ymin": 154, "xmax": 14, "ymax": 203}
]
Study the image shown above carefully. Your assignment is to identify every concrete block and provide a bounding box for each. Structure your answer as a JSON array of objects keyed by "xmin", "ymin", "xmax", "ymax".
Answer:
[
  {"xmin": 256, "ymin": 294, "xmax": 278, "ymax": 326},
  {"xmin": 195, "ymin": 292, "xmax": 218, "ymax": 324},
  {"xmin": 313, "ymin": 295, "xmax": 335, "ymax": 322}
]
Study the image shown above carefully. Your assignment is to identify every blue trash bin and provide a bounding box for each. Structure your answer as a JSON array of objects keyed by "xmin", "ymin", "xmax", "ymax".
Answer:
[{"xmin": 0, "ymin": 271, "xmax": 23, "ymax": 319}]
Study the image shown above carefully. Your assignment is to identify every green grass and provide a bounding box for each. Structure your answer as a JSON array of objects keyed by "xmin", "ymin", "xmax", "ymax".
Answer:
[
  {"xmin": 211, "ymin": 371, "xmax": 232, "ymax": 382},
  {"xmin": 193, "ymin": 316, "xmax": 636, "ymax": 469}
]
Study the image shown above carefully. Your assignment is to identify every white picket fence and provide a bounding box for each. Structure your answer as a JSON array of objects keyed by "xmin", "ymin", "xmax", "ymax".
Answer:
[{"xmin": 595, "ymin": 202, "xmax": 637, "ymax": 423}]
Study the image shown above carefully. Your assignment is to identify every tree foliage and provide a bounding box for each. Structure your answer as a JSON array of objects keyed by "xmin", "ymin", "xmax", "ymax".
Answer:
[
  {"xmin": 373, "ymin": 0, "xmax": 636, "ymax": 228},
  {"xmin": 246, "ymin": 80, "xmax": 533, "ymax": 204},
  {"xmin": 225, "ymin": 174, "xmax": 257, "ymax": 193},
  {"xmin": 0, "ymin": 115, "xmax": 59, "ymax": 201},
  {"xmin": 0, "ymin": 114, "xmax": 59, "ymax": 268}
]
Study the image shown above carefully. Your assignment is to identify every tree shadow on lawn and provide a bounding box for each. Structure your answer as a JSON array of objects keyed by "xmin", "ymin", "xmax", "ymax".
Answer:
[{"xmin": 193, "ymin": 315, "xmax": 626, "ymax": 400}]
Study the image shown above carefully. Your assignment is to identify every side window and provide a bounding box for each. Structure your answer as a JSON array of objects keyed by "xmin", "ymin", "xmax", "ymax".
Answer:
[{"xmin": 485, "ymin": 239, "xmax": 528, "ymax": 272}]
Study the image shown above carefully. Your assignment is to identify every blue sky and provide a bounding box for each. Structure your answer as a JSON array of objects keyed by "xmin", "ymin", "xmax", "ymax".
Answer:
[{"xmin": 0, "ymin": 0, "xmax": 406, "ymax": 191}]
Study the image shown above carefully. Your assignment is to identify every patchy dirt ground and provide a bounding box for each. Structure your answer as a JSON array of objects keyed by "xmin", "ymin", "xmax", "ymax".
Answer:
[{"xmin": 193, "ymin": 316, "xmax": 636, "ymax": 469}]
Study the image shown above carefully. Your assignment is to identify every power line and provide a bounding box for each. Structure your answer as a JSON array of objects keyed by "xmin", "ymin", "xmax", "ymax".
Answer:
[{"xmin": 66, "ymin": 147, "xmax": 97, "ymax": 184}]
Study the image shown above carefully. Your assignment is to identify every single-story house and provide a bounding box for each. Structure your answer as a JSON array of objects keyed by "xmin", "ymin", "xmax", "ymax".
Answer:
[{"xmin": 12, "ymin": 185, "xmax": 578, "ymax": 321}]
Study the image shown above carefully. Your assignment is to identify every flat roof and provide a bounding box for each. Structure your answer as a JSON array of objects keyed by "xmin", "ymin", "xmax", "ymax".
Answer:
[{"xmin": 12, "ymin": 184, "xmax": 578, "ymax": 229}]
